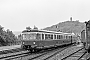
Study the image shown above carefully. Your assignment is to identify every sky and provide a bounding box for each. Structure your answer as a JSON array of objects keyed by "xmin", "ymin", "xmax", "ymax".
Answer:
[{"xmin": 0, "ymin": 0, "xmax": 90, "ymax": 31}]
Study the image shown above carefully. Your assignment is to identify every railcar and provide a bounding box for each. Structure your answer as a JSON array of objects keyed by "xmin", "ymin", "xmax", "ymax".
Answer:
[
  {"xmin": 81, "ymin": 30, "xmax": 86, "ymax": 43},
  {"xmin": 81, "ymin": 29, "xmax": 90, "ymax": 53},
  {"xmin": 21, "ymin": 29, "xmax": 77, "ymax": 52}
]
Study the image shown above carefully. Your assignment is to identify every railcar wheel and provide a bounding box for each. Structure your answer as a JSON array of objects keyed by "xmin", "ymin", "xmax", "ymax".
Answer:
[
  {"xmin": 87, "ymin": 46, "xmax": 90, "ymax": 53},
  {"xmin": 21, "ymin": 45, "xmax": 26, "ymax": 50},
  {"xmin": 29, "ymin": 49, "xmax": 33, "ymax": 53},
  {"xmin": 29, "ymin": 49, "xmax": 35, "ymax": 53}
]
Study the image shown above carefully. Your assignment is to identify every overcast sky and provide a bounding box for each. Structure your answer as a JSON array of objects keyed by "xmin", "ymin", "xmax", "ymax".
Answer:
[{"xmin": 0, "ymin": 0, "xmax": 90, "ymax": 31}]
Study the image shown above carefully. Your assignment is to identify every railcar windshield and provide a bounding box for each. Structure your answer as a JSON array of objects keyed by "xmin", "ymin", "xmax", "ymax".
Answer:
[
  {"xmin": 22, "ymin": 33, "xmax": 36, "ymax": 40},
  {"xmin": 22, "ymin": 33, "xmax": 41, "ymax": 40}
]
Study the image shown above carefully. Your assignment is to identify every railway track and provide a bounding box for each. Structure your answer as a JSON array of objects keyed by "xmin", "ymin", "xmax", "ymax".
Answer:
[
  {"xmin": 28, "ymin": 46, "xmax": 69, "ymax": 60},
  {"xmin": 0, "ymin": 45, "xmax": 70, "ymax": 60},
  {"xmin": 84, "ymin": 52, "xmax": 90, "ymax": 60},
  {"xmin": 0, "ymin": 48, "xmax": 23, "ymax": 55},
  {"xmin": 61, "ymin": 47, "xmax": 87, "ymax": 60},
  {"xmin": 0, "ymin": 50, "xmax": 28, "ymax": 60},
  {"xmin": 0, "ymin": 48, "xmax": 29, "ymax": 60},
  {"xmin": 28, "ymin": 44, "xmax": 86, "ymax": 60},
  {"xmin": 0, "ymin": 44, "xmax": 87, "ymax": 60}
]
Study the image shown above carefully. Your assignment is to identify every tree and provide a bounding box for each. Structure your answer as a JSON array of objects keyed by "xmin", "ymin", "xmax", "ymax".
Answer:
[
  {"xmin": 0, "ymin": 25, "xmax": 4, "ymax": 31},
  {"xmin": 0, "ymin": 25, "xmax": 18, "ymax": 46},
  {"xmin": 6, "ymin": 29, "xmax": 17, "ymax": 45},
  {"xmin": 18, "ymin": 34, "xmax": 22, "ymax": 40}
]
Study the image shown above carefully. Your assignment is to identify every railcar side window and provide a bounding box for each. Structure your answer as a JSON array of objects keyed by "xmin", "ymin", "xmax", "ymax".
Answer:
[
  {"xmin": 67, "ymin": 36, "xmax": 69, "ymax": 39},
  {"xmin": 45, "ymin": 34, "xmax": 48, "ymax": 39},
  {"xmin": 45, "ymin": 34, "xmax": 53, "ymax": 40},
  {"xmin": 59, "ymin": 35, "xmax": 61, "ymax": 39},
  {"xmin": 66, "ymin": 36, "xmax": 67, "ymax": 39},
  {"xmin": 69, "ymin": 36, "xmax": 71, "ymax": 39},
  {"xmin": 64, "ymin": 35, "xmax": 66, "ymax": 39},
  {"xmin": 57, "ymin": 35, "xmax": 59, "ymax": 39},
  {"xmin": 42, "ymin": 34, "xmax": 44, "ymax": 39},
  {"xmin": 61, "ymin": 35, "xmax": 63, "ymax": 39},
  {"xmin": 48, "ymin": 34, "xmax": 51, "ymax": 39},
  {"xmin": 51, "ymin": 35, "xmax": 53, "ymax": 39},
  {"xmin": 54, "ymin": 35, "xmax": 56, "ymax": 39},
  {"xmin": 62, "ymin": 35, "xmax": 64, "ymax": 39},
  {"xmin": 36, "ymin": 33, "xmax": 41, "ymax": 40},
  {"xmin": 63, "ymin": 35, "xmax": 65, "ymax": 39},
  {"xmin": 60, "ymin": 35, "xmax": 62, "ymax": 39}
]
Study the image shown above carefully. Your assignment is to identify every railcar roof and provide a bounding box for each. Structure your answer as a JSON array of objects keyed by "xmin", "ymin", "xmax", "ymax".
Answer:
[
  {"xmin": 22, "ymin": 29, "xmax": 62, "ymax": 34},
  {"xmin": 22, "ymin": 29, "xmax": 74, "ymax": 35}
]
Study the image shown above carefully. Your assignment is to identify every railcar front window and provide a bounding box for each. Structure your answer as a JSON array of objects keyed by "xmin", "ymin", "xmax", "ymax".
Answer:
[
  {"xmin": 22, "ymin": 33, "xmax": 36, "ymax": 40},
  {"xmin": 36, "ymin": 33, "xmax": 41, "ymax": 40}
]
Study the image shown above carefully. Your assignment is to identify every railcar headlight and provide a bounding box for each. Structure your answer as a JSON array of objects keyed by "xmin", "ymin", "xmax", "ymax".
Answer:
[
  {"xmin": 33, "ymin": 42, "xmax": 35, "ymax": 44},
  {"xmin": 22, "ymin": 42, "xmax": 24, "ymax": 44}
]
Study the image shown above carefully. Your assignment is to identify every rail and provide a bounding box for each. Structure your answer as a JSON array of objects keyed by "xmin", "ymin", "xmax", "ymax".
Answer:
[{"xmin": 0, "ymin": 44, "xmax": 86, "ymax": 60}]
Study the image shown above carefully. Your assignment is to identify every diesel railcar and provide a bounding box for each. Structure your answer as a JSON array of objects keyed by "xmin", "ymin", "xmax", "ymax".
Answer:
[
  {"xmin": 81, "ymin": 29, "xmax": 90, "ymax": 53},
  {"xmin": 21, "ymin": 29, "xmax": 77, "ymax": 52}
]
